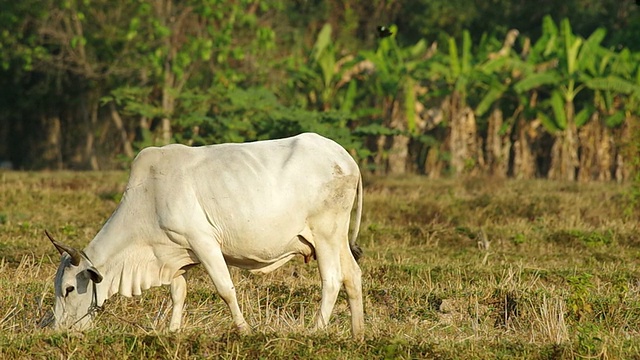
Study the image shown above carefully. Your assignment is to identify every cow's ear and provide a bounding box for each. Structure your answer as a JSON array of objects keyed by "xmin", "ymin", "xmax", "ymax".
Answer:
[{"xmin": 86, "ymin": 266, "xmax": 103, "ymax": 284}]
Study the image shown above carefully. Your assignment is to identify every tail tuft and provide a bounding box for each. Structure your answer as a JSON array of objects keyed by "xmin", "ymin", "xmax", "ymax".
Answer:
[{"xmin": 350, "ymin": 242, "xmax": 363, "ymax": 262}]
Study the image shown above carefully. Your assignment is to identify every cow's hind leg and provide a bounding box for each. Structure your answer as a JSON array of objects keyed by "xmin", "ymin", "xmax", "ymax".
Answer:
[
  {"xmin": 312, "ymin": 220, "xmax": 364, "ymax": 339},
  {"xmin": 169, "ymin": 274, "xmax": 187, "ymax": 331},
  {"xmin": 313, "ymin": 241, "xmax": 342, "ymax": 332},
  {"xmin": 341, "ymin": 248, "xmax": 364, "ymax": 339}
]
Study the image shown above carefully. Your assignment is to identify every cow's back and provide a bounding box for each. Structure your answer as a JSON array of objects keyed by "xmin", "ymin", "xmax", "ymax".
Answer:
[
  {"xmin": 125, "ymin": 133, "xmax": 359, "ymax": 250},
  {"xmin": 133, "ymin": 133, "xmax": 354, "ymax": 175}
]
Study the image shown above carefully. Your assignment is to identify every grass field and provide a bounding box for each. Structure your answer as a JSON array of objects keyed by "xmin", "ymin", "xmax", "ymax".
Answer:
[{"xmin": 1, "ymin": 171, "xmax": 640, "ymax": 359}]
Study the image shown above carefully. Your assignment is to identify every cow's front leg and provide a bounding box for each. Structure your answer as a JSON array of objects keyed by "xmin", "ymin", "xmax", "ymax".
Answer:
[
  {"xmin": 190, "ymin": 240, "xmax": 250, "ymax": 333},
  {"xmin": 169, "ymin": 274, "xmax": 187, "ymax": 331}
]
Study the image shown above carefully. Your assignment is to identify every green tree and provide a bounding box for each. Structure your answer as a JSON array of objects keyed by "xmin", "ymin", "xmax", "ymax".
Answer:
[
  {"xmin": 109, "ymin": 0, "xmax": 279, "ymax": 148},
  {"xmin": 0, "ymin": 0, "xmax": 53, "ymax": 167},
  {"xmin": 1, "ymin": 0, "xmax": 143, "ymax": 169}
]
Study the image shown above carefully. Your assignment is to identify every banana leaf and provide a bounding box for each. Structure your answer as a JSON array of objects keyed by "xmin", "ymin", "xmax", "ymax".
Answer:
[
  {"xmin": 428, "ymin": 62, "xmax": 453, "ymax": 83},
  {"xmin": 574, "ymin": 105, "xmax": 595, "ymax": 127},
  {"xmin": 605, "ymin": 111, "xmax": 625, "ymax": 128},
  {"xmin": 578, "ymin": 28, "xmax": 606, "ymax": 75},
  {"xmin": 550, "ymin": 90, "xmax": 567, "ymax": 130},
  {"xmin": 478, "ymin": 56, "xmax": 509, "ymax": 73},
  {"xmin": 544, "ymin": 34, "xmax": 558, "ymax": 58},
  {"xmin": 408, "ymin": 39, "xmax": 428, "ymax": 58},
  {"xmin": 475, "ymin": 83, "xmax": 507, "ymax": 117},
  {"xmin": 542, "ymin": 15, "xmax": 559, "ymax": 39},
  {"xmin": 317, "ymin": 48, "xmax": 335, "ymax": 88},
  {"xmin": 404, "ymin": 77, "xmax": 417, "ymax": 134},
  {"xmin": 340, "ymin": 80, "xmax": 357, "ymax": 113},
  {"xmin": 537, "ymin": 111, "xmax": 561, "ymax": 133},
  {"xmin": 514, "ymin": 71, "xmax": 561, "ymax": 93},
  {"xmin": 584, "ymin": 27, "xmax": 606, "ymax": 47},
  {"xmin": 461, "ymin": 30, "xmax": 472, "ymax": 75},
  {"xmin": 611, "ymin": 48, "xmax": 635, "ymax": 78},
  {"xmin": 530, "ymin": 16, "xmax": 558, "ymax": 60},
  {"xmin": 597, "ymin": 51, "xmax": 614, "ymax": 75},
  {"xmin": 448, "ymin": 36, "xmax": 460, "ymax": 79},
  {"xmin": 311, "ymin": 23, "xmax": 332, "ymax": 63},
  {"xmin": 561, "ymin": 17, "xmax": 583, "ymax": 75},
  {"xmin": 584, "ymin": 76, "xmax": 640, "ymax": 95}
]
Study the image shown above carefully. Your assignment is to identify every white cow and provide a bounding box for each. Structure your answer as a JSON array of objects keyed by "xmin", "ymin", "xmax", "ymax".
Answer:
[{"xmin": 48, "ymin": 133, "xmax": 364, "ymax": 339}]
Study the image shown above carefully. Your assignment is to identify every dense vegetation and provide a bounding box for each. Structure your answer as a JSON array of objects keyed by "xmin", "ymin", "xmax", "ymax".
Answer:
[
  {"xmin": 1, "ymin": 172, "xmax": 640, "ymax": 358},
  {"xmin": 1, "ymin": 1, "xmax": 640, "ymax": 180}
]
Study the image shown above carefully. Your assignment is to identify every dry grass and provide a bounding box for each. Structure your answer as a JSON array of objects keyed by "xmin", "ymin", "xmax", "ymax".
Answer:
[{"xmin": 1, "ymin": 171, "xmax": 640, "ymax": 358}]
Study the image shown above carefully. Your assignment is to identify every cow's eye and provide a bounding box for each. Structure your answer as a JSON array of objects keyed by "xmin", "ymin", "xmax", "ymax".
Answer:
[{"xmin": 64, "ymin": 286, "xmax": 75, "ymax": 297}]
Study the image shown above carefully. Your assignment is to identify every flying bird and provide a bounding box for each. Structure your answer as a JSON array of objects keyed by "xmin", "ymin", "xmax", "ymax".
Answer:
[{"xmin": 376, "ymin": 26, "xmax": 393, "ymax": 38}]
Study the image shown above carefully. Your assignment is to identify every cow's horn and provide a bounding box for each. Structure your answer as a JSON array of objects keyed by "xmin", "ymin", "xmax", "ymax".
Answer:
[{"xmin": 45, "ymin": 230, "xmax": 82, "ymax": 266}]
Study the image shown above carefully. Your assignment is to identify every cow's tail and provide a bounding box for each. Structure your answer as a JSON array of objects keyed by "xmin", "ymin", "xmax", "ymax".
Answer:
[{"xmin": 349, "ymin": 173, "xmax": 364, "ymax": 262}]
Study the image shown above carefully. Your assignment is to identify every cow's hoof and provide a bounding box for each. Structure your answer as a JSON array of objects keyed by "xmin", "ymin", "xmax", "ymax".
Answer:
[{"xmin": 236, "ymin": 322, "xmax": 252, "ymax": 335}]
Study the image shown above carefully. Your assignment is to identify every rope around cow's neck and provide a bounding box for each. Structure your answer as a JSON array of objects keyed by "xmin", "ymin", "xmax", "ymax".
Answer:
[{"xmin": 71, "ymin": 281, "xmax": 102, "ymax": 328}]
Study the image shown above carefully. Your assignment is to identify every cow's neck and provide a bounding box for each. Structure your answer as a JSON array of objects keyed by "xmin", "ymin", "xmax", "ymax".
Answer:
[{"xmin": 82, "ymin": 201, "xmax": 195, "ymax": 302}]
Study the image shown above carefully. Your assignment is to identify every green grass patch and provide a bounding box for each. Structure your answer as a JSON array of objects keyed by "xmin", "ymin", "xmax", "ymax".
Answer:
[{"xmin": 1, "ymin": 172, "xmax": 640, "ymax": 358}]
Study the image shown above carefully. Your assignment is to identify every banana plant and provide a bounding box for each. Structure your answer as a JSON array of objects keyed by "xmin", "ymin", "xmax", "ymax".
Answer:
[
  {"xmin": 428, "ymin": 30, "xmax": 475, "ymax": 110},
  {"xmin": 308, "ymin": 23, "xmax": 339, "ymax": 110},
  {"xmin": 425, "ymin": 29, "xmax": 494, "ymax": 175},
  {"xmin": 510, "ymin": 17, "xmax": 613, "ymax": 179},
  {"xmin": 359, "ymin": 25, "xmax": 433, "ymax": 133},
  {"xmin": 474, "ymin": 16, "xmax": 640, "ymax": 180},
  {"xmin": 582, "ymin": 47, "xmax": 640, "ymax": 126},
  {"xmin": 470, "ymin": 30, "xmax": 526, "ymax": 177},
  {"xmin": 351, "ymin": 25, "xmax": 437, "ymax": 173},
  {"xmin": 285, "ymin": 23, "xmax": 362, "ymax": 113}
]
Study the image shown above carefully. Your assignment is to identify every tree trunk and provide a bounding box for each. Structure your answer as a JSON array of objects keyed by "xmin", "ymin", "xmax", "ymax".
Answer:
[
  {"xmin": 414, "ymin": 99, "xmax": 444, "ymax": 177},
  {"xmin": 486, "ymin": 107, "xmax": 510, "ymax": 177},
  {"xmin": 374, "ymin": 134, "xmax": 387, "ymax": 175},
  {"xmin": 596, "ymin": 122, "xmax": 614, "ymax": 181},
  {"xmin": 424, "ymin": 144, "xmax": 444, "ymax": 179},
  {"xmin": 109, "ymin": 102, "xmax": 135, "ymax": 158},
  {"xmin": 447, "ymin": 92, "xmax": 481, "ymax": 175},
  {"xmin": 614, "ymin": 117, "xmax": 636, "ymax": 182},
  {"xmin": 578, "ymin": 113, "xmax": 613, "ymax": 182},
  {"xmin": 548, "ymin": 102, "xmax": 578, "ymax": 181},
  {"xmin": 42, "ymin": 114, "xmax": 63, "ymax": 170},
  {"xmin": 0, "ymin": 115, "xmax": 9, "ymax": 165},
  {"xmin": 386, "ymin": 99, "xmax": 409, "ymax": 175},
  {"xmin": 81, "ymin": 91, "xmax": 100, "ymax": 170},
  {"xmin": 156, "ymin": 0, "xmax": 176, "ymax": 146},
  {"xmin": 160, "ymin": 65, "xmax": 175, "ymax": 145},
  {"xmin": 511, "ymin": 117, "xmax": 537, "ymax": 179},
  {"xmin": 386, "ymin": 135, "xmax": 410, "ymax": 174}
]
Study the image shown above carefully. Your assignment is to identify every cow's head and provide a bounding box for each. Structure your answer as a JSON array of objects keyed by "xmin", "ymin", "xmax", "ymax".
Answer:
[{"xmin": 46, "ymin": 230, "xmax": 103, "ymax": 330}]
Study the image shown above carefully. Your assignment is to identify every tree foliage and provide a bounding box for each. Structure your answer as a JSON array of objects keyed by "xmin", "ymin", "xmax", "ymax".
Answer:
[{"xmin": 1, "ymin": 0, "xmax": 640, "ymax": 182}]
